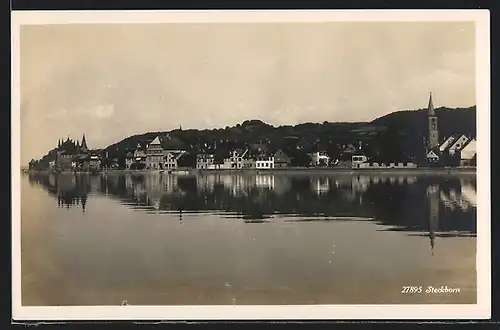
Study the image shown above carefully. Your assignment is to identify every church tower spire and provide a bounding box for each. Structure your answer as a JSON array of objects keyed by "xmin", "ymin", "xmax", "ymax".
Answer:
[
  {"xmin": 81, "ymin": 133, "xmax": 88, "ymax": 152},
  {"xmin": 428, "ymin": 92, "xmax": 435, "ymax": 116},
  {"xmin": 427, "ymin": 92, "xmax": 439, "ymax": 149}
]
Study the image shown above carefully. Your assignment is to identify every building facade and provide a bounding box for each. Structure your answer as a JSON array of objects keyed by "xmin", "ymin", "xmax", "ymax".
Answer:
[
  {"xmin": 196, "ymin": 154, "xmax": 216, "ymax": 169},
  {"xmin": 255, "ymin": 155, "xmax": 274, "ymax": 169},
  {"xmin": 222, "ymin": 149, "xmax": 250, "ymax": 169},
  {"xmin": 273, "ymin": 149, "xmax": 290, "ymax": 168},
  {"xmin": 146, "ymin": 136, "xmax": 165, "ymax": 169},
  {"xmin": 164, "ymin": 151, "xmax": 186, "ymax": 170},
  {"xmin": 309, "ymin": 151, "xmax": 330, "ymax": 166}
]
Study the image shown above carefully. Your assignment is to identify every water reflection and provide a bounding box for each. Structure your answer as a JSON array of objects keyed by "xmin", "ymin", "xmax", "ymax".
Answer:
[{"xmin": 27, "ymin": 172, "xmax": 477, "ymax": 251}]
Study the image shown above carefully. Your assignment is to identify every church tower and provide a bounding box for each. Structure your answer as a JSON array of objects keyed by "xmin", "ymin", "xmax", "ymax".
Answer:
[
  {"xmin": 81, "ymin": 133, "xmax": 88, "ymax": 153},
  {"xmin": 427, "ymin": 92, "xmax": 439, "ymax": 149}
]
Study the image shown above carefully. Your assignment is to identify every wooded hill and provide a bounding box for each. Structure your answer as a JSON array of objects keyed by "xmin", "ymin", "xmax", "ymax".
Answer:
[{"xmin": 102, "ymin": 106, "xmax": 476, "ymax": 164}]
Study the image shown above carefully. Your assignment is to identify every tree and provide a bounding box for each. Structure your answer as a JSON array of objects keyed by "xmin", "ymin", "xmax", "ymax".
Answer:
[
  {"xmin": 113, "ymin": 157, "xmax": 124, "ymax": 169},
  {"xmin": 178, "ymin": 153, "xmax": 196, "ymax": 168},
  {"xmin": 290, "ymin": 151, "xmax": 311, "ymax": 167}
]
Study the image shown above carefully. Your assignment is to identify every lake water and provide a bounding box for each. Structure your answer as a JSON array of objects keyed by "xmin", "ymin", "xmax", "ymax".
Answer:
[{"xmin": 20, "ymin": 172, "xmax": 477, "ymax": 306}]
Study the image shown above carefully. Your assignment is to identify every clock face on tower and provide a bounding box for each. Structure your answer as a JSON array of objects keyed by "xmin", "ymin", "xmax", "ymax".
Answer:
[{"xmin": 430, "ymin": 118, "xmax": 437, "ymax": 129}]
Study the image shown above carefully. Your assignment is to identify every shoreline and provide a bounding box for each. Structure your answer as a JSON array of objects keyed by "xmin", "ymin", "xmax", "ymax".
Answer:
[{"xmin": 24, "ymin": 167, "xmax": 476, "ymax": 176}]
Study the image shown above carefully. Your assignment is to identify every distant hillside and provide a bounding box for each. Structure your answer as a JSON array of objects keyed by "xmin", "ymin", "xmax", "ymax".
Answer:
[
  {"xmin": 371, "ymin": 106, "xmax": 476, "ymax": 138},
  {"xmin": 370, "ymin": 106, "xmax": 476, "ymax": 160}
]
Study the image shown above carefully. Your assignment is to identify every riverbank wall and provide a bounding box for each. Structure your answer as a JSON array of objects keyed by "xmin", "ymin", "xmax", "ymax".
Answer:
[
  {"xmin": 25, "ymin": 167, "xmax": 477, "ymax": 176},
  {"xmin": 196, "ymin": 167, "xmax": 476, "ymax": 176}
]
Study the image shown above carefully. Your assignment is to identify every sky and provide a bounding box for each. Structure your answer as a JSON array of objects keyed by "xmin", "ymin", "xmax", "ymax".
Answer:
[{"xmin": 19, "ymin": 21, "xmax": 476, "ymax": 164}]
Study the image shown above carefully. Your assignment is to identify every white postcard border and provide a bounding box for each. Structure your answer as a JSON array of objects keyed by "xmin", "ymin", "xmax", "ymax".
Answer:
[{"xmin": 11, "ymin": 9, "xmax": 491, "ymax": 320}]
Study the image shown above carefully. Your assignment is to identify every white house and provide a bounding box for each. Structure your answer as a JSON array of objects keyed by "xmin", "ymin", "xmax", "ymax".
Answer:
[
  {"xmin": 351, "ymin": 154, "xmax": 369, "ymax": 168},
  {"xmin": 447, "ymin": 134, "xmax": 469, "ymax": 156},
  {"xmin": 134, "ymin": 143, "xmax": 147, "ymax": 158},
  {"xmin": 89, "ymin": 155, "xmax": 101, "ymax": 170},
  {"xmin": 255, "ymin": 155, "xmax": 274, "ymax": 169},
  {"xmin": 309, "ymin": 151, "xmax": 330, "ymax": 166},
  {"xmin": 458, "ymin": 138, "xmax": 476, "ymax": 166},
  {"xmin": 196, "ymin": 154, "xmax": 216, "ymax": 169},
  {"xmin": 164, "ymin": 150, "xmax": 186, "ymax": 170},
  {"xmin": 426, "ymin": 149, "xmax": 440, "ymax": 163},
  {"xmin": 439, "ymin": 136, "xmax": 457, "ymax": 152},
  {"xmin": 223, "ymin": 149, "xmax": 250, "ymax": 169}
]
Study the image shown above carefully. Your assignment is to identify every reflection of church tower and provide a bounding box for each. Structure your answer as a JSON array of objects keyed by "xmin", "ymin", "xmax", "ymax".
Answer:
[
  {"xmin": 427, "ymin": 184, "xmax": 440, "ymax": 255},
  {"xmin": 427, "ymin": 93, "xmax": 439, "ymax": 150}
]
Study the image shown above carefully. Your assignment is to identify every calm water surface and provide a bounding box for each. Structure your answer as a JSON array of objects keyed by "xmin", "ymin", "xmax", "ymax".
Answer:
[{"xmin": 21, "ymin": 172, "xmax": 477, "ymax": 305}]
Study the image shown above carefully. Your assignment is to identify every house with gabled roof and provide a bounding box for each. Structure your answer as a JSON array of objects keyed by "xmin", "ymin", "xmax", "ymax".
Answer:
[
  {"xmin": 164, "ymin": 150, "xmax": 186, "ymax": 170},
  {"xmin": 28, "ymin": 159, "xmax": 36, "ymax": 170},
  {"xmin": 146, "ymin": 135, "xmax": 164, "ymax": 169},
  {"xmin": 427, "ymin": 134, "xmax": 476, "ymax": 167},
  {"xmin": 141, "ymin": 134, "xmax": 187, "ymax": 170},
  {"xmin": 447, "ymin": 134, "xmax": 470, "ymax": 156},
  {"xmin": 254, "ymin": 151, "xmax": 275, "ymax": 170},
  {"xmin": 124, "ymin": 149, "xmax": 135, "ymax": 169},
  {"xmin": 196, "ymin": 153, "xmax": 216, "ymax": 169},
  {"xmin": 351, "ymin": 148, "xmax": 369, "ymax": 168},
  {"xmin": 457, "ymin": 138, "xmax": 476, "ymax": 166},
  {"xmin": 221, "ymin": 148, "xmax": 251, "ymax": 169},
  {"xmin": 426, "ymin": 147, "xmax": 441, "ymax": 164},
  {"xmin": 273, "ymin": 149, "xmax": 291, "ymax": 168}
]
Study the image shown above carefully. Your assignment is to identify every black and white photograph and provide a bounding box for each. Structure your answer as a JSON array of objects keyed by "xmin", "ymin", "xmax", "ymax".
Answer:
[{"xmin": 11, "ymin": 10, "xmax": 491, "ymax": 320}]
